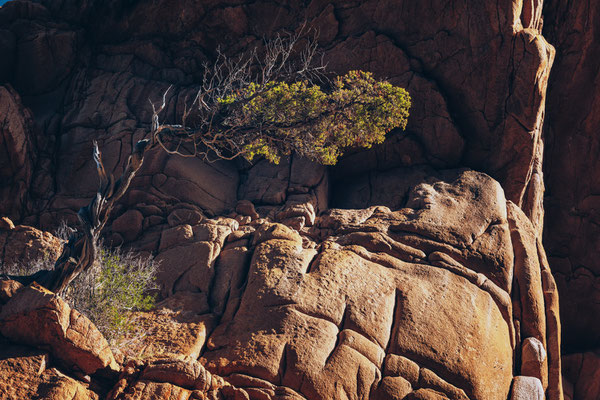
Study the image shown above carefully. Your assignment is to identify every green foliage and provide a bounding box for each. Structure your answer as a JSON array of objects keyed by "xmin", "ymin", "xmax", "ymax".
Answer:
[
  {"xmin": 69, "ymin": 248, "xmax": 157, "ymax": 341},
  {"xmin": 1, "ymin": 241, "xmax": 158, "ymax": 343},
  {"xmin": 160, "ymin": 69, "xmax": 410, "ymax": 165},
  {"xmin": 219, "ymin": 70, "xmax": 410, "ymax": 165}
]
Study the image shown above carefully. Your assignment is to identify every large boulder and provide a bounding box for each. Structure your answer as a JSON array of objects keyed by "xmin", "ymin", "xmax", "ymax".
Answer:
[
  {"xmin": 0, "ymin": 222, "xmax": 62, "ymax": 270},
  {"xmin": 194, "ymin": 169, "xmax": 561, "ymax": 400},
  {"xmin": 0, "ymin": 339, "xmax": 99, "ymax": 400},
  {"xmin": 0, "ymin": 283, "xmax": 120, "ymax": 375}
]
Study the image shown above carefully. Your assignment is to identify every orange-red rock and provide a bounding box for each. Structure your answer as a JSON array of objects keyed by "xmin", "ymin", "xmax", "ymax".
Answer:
[
  {"xmin": 0, "ymin": 224, "xmax": 62, "ymax": 270},
  {"xmin": 0, "ymin": 283, "xmax": 119, "ymax": 375},
  {"xmin": 199, "ymin": 170, "xmax": 560, "ymax": 400},
  {"xmin": 0, "ymin": 85, "xmax": 35, "ymax": 222},
  {"xmin": 0, "ymin": 339, "xmax": 99, "ymax": 400},
  {"xmin": 120, "ymin": 292, "xmax": 216, "ymax": 361},
  {"xmin": 0, "ymin": 0, "xmax": 585, "ymax": 398},
  {"xmin": 543, "ymin": 0, "xmax": 600, "ymax": 356},
  {"xmin": 561, "ymin": 352, "xmax": 600, "ymax": 400}
]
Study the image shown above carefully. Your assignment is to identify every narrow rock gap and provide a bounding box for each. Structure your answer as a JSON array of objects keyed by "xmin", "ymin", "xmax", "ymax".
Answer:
[{"xmin": 324, "ymin": 302, "xmax": 347, "ymax": 366}]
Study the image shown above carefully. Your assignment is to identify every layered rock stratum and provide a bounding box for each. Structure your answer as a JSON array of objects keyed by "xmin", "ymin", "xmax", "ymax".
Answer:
[{"xmin": 0, "ymin": 0, "xmax": 597, "ymax": 399}]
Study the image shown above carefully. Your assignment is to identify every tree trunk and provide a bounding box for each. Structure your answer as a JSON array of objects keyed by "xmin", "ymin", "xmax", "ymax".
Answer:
[{"xmin": 2, "ymin": 139, "xmax": 151, "ymax": 294}]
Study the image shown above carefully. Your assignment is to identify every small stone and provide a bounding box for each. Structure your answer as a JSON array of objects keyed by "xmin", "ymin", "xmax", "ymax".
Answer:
[
  {"xmin": 0, "ymin": 280, "xmax": 23, "ymax": 303},
  {"xmin": 510, "ymin": 376, "xmax": 544, "ymax": 400},
  {"xmin": 521, "ymin": 337, "xmax": 546, "ymax": 381},
  {"xmin": 281, "ymin": 216, "xmax": 305, "ymax": 231},
  {"xmin": 167, "ymin": 208, "xmax": 204, "ymax": 227},
  {"xmin": 235, "ymin": 214, "xmax": 251, "ymax": 225},
  {"xmin": 235, "ymin": 200, "xmax": 259, "ymax": 220}
]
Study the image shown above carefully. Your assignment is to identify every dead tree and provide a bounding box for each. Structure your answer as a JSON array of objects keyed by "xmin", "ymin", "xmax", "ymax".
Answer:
[
  {"xmin": 4, "ymin": 139, "xmax": 151, "ymax": 294},
  {"xmin": 1, "ymin": 87, "xmax": 167, "ymax": 294}
]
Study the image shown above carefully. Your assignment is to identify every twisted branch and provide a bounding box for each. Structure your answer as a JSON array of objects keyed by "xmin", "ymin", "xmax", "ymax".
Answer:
[{"xmin": 3, "ymin": 139, "xmax": 152, "ymax": 294}]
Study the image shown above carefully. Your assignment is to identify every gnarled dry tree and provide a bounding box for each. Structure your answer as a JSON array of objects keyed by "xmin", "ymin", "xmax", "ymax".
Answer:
[
  {"xmin": 2, "ymin": 30, "xmax": 410, "ymax": 295},
  {"xmin": 3, "ymin": 139, "xmax": 150, "ymax": 294}
]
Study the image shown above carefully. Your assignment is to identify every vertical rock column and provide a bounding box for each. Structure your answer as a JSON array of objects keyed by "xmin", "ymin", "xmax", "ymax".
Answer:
[{"xmin": 0, "ymin": 85, "xmax": 34, "ymax": 222}]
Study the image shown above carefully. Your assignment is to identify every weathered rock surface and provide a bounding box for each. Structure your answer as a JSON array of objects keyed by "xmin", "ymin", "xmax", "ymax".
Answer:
[
  {"xmin": 94, "ymin": 168, "xmax": 557, "ymax": 400},
  {"xmin": 0, "ymin": 168, "xmax": 565, "ymax": 399},
  {"xmin": 324, "ymin": 1, "xmax": 553, "ymax": 234},
  {"xmin": 121, "ymin": 292, "xmax": 216, "ymax": 361},
  {"xmin": 0, "ymin": 0, "xmax": 552, "ymax": 235},
  {"xmin": 0, "ymin": 221, "xmax": 63, "ymax": 269},
  {"xmin": 510, "ymin": 376, "xmax": 544, "ymax": 400},
  {"xmin": 0, "ymin": 85, "xmax": 35, "ymax": 222},
  {"xmin": 1, "ymin": 0, "xmax": 596, "ymax": 397},
  {"xmin": 521, "ymin": 337, "xmax": 548, "ymax": 385},
  {"xmin": 0, "ymin": 282, "xmax": 120, "ymax": 375},
  {"xmin": 561, "ymin": 351, "xmax": 600, "ymax": 400},
  {"xmin": 108, "ymin": 358, "xmax": 255, "ymax": 400},
  {"xmin": 542, "ymin": 0, "xmax": 600, "ymax": 353},
  {"xmin": 198, "ymin": 169, "xmax": 561, "ymax": 400},
  {"xmin": 0, "ymin": 338, "xmax": 99, "ymax": 400}
]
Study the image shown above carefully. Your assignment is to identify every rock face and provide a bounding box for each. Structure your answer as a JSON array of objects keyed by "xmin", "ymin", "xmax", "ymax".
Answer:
[
  {"xmin": 0, "ymin": 282, "xmax": 120, "ymax": 375},
  {"xmin": 0, "ymin": 168, "xmax": 564, "ymax": 399},
  {"xmin": 196, "ymin": 169, "xmax": 562, "ymax": 400},
  {"xmin": 542, "ymin": 0, "xmax": 600, "ymax": 353},
  {"xmin": 0, "ymin": 86, "xmax": 35, "ymax": 222},
  {"xmin": 0, "ymin": 221, "xmax": 63, "ymax": 269},
  {"xmin": 107, "ymin": 358, "xmax": 242, "ymax": 400},
  {"xmin": 0, "ymin": 339, "xmax": 99, "ymax": 400},
  {"xmin": 0, "ymin": 279, "xmax": 117, "ymax": 398},
  {"xmin": 66, "ymin": 168, "xmax": 556, "ymax": 400},
  {"xmin": 561, "ymin": 352, "xmax": 600, "ymax": 400},
  {"xmin": 0, "ymin": 0, "xmax": 552, "ymax": 234},
  {"xmin": 0, "ymin": 0, "xmax": 596, "ymax": 398}
]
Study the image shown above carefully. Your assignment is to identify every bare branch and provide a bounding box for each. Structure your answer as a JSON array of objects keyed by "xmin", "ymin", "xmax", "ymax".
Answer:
[{"xmin": 148, "ymin": 27, "xmax": 329, "ymax": 161}]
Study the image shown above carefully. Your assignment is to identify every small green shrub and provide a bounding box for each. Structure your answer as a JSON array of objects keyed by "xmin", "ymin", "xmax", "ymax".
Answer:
[
  {"xmin": 64, "ymin": 247, "xmax": 158, "ymax": 342},
  {"xmin": 0, "ymin": 239, "xmax": 158, "ymax": 344}
]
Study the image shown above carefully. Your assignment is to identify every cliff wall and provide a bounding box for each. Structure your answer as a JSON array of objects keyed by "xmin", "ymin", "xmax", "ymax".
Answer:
[{"xmin": 0, "ymin": 0, "xmax": 597, "ymax": 399}]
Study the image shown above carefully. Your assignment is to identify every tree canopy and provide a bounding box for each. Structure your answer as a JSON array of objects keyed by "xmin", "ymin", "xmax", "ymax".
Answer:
[{"xmin": 152, "ymin": 33, "xmax": 410, "ymax": 165}]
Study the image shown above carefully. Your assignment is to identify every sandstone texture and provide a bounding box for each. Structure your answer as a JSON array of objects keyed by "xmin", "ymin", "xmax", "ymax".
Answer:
[
  {"xmin": 0, "ymin": 0, "xmax": 596, "ymax": 398},
  {"xmin": 0, "ymin": 338, "xmax": 99, "ymax": 400},
  {"xmin": 0, "ymin": 221, "xmax": 62, "ymax": 269},
  {"xmin": 510, "ymin": 376, "xmax": 545, "ymax": 400},
  {"xmin": 542, "ymin": 0, "xmax": 600, "ymax": 354},
  {"xmin": 0, "ymin": 0, "xmax": 552, "ymax": 233},
  {"xmin": 0, "ymin": 85, "xmax": 35, "ymax": 222},
  {"xmin": 0, "ymin": 282, "xmax": 120, "ymax": 375},
  {"xmin": 120, "ymin": 292, "xmax": 216, "ymax": 361},
  {"xmin": 561, "ymin": 351, "xmax": 600, "ymax": 400},
  {"xmin": 0, "ymin": 169, "xmax": 564, "ymax": 399}
]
